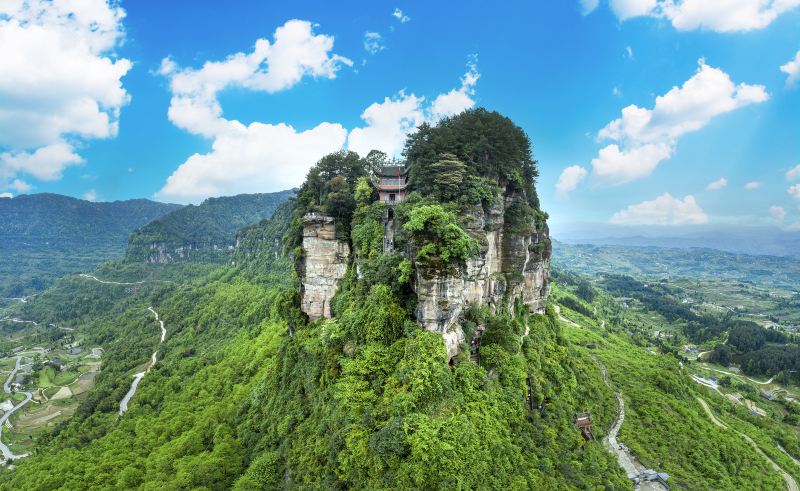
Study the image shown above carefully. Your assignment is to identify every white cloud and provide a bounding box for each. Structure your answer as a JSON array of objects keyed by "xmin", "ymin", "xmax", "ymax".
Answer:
[
  {"xmin": 598, "ymin": 60, "xmax": 768, "ymax": 144},
  {"xmin": 591, "ymin": 142, "xmax": 673, "ymax": 185},
  {"xmin": 610, "ymin": 193, "xmax": 709, "ymax": 225},
  {"xmin": 363, "ymin": 32, "xmax": 384, "ymax": 55},
  {"xmin": 598, "ymin": 0, "xmax": 800, "ymax": 32},
  {"xmin": 590, "ymin": 60, "xmax": 768, "ymax": 184},
  {"xmin": 392, "ymin": 8, "xmax": 411, "ymax": 23},
  {"xmin": 158, "ymin": 20, "xmax": 476, "ymax": 203},
  {"xmin": 347, "ymin": 92, "xmax": 425, "ymax": 158},
  {"xmin": 625, "ymin": 46, "xmax": 634, "ymax": 59},
  {"xmin": 161, "ymin": 20, "xmax": 352, "ymax": 138},
  {"xmin": 1, "ymin": 143, "xmax": 84, "ymax": 181},
  {"xmin": 769, "ymin": 205, "xmax": 787, "ymax": 222},
  {"xmin": 789, "ymin": 183, "xmax": 800, "ymax": 200},
  {"xmin": 782, "ymin": 50, "xmax": 800, "ymax": 88},
  {"xmin": 157, "ymin": 20, "xmax": 353, "ymax": 203},
  {"xmin": 9, "ymin": 179, "xmax": 31, "ymax": 193},
  {"xmin": 581, "ymin": 0, "xmax": 601, "ymax": 14},
  {"xmin": 745, "ymin": 181, "xmax": 761, "ymax": 189},
  {"xmin": 160, "ymin": 122, "xmax": 348, "ymax": 199},
  {"xmin": 787, "ymin": 163, "xmax": 800, "ymax": 181},
  {"xmin": 609, "ymin": 0, "xmax": 659, "ymax": 20},
  {"xmin": 82, "ymin": 189, "xmax": 98, "ymax": 202},
  {"xmin": 706, "ymin": 177, "xmax": 728, "ymax": 190},
  {"xmin": 0, "ymin": 0, "xmax": 130, "ymax": 189},
  {"xmin": 556, "ymin": 165, "xmax": 588, "ymax": 197},
  {"xmin": 612, "ymin": 86, "xmax": 622, "ymax": 97},
  {"xmin": 0, "ymin": 192, "xmax": 12, "ymax": 198},
  {"xmin": 429, "ymin": 59, "xmax": 480, "ymax": 120},
  {"xmin": 348, "ymin": 60, "xmax": 480, "ymax": 158}
]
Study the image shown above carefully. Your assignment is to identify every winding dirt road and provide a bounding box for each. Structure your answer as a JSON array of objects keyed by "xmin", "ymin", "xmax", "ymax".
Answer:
[
  {"xmin": 591, "ymin": 357, "xmax": 667, "ymax": 490},
  {"xmin": 119, "ymin": 307, "xmax": 166, "ymax": 415}
]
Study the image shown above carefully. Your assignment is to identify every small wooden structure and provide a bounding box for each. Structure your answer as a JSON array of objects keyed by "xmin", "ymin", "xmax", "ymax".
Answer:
[{"xmin": 575, "ymin": 412, "xmax": 594, "ymax": 441}]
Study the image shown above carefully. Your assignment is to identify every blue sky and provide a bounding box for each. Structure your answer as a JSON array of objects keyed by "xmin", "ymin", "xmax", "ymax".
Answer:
[{"xmin": 1, "ymin": 0, "xmax": 799, "ymax": 230}]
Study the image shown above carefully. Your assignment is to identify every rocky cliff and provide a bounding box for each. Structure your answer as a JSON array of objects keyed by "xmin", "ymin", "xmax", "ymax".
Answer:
[
  {"xmin": 298, "ymin": 186, "xmax": 551, "ymax": 359},
  {"xmin": 414, "ymin": 186, "xmax": 551, "ymax": 359},
  {"xmin": 299, "ymin": 213, "xmax": 350, "ymax": 321}
]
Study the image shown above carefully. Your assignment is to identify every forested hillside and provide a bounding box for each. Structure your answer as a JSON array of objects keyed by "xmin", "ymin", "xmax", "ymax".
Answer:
[
  {"xmin": 125, "ymin": 190, "xmax": 294, "ymax": 264},
  {"xmin": 0, "ymin": 194, "xmax": 181, "ymax": 297},
  {"xmin": 2, "ymin": 111, "xmax": 796, "ymax": 490}
]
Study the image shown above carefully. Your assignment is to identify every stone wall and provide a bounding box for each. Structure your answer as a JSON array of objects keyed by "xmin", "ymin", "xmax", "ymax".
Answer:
[{"xmin": 300, "ymin": 213, "xmax": 350, "ymax": 321}]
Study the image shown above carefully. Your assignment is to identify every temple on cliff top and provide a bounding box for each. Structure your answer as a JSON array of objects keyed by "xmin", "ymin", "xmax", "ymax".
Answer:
[{"xmin": 372, "ymin": 164, "xmax": 408, "ymax": 204}]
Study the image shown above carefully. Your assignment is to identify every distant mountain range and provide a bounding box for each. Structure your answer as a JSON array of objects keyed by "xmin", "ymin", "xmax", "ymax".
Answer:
[
  {"xmin": 0, "ymin": 193, "xmax": 182, "ymax": 247},
  {"xmin": 0, "ymin": 193, "xmax": 182, "ymax": 297},
  {"xmin": 553, "ymin": 223, "xmax": 800, "ymax": 259},
  {"xmin": 125, "ymin": 190, "xmax": 295, "ymax": 263},
  {"xmin": 0, "ymin": 190, "xmax": 295, "ymax": 296}
]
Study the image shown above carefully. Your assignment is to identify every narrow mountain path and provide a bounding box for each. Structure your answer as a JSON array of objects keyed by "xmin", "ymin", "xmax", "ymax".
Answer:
[
  {"xmin": 79, "ymin": 273, "xmax": 176, "ymax": 286},
  {"xmin": 0, "ymin": 318, "xmax": 39, "ymax": 326},
  {"xmin": 79, "ymin": 273, "xmax": 146, "ymax": 286},
  {"xmin": 697, "ymin": 397, "xmax": 798, "ymax": 491},
  {"xmin": 119, "ymin": 307, "xmax": 166, "ymax": 415},
  {"xmin": 703, "ymin": 367, "xmax": 775, "ymax": 385},
  {"xmin": 0, "ymin": 357, "xmax": 33, "ymax": 461},
  {"xmin": 552, "ymin": 304, "xmax": 579, "ymax": 328},
  {"xmin": 590, "ymin": 353, "xmax": 667, "ymax": 490}
]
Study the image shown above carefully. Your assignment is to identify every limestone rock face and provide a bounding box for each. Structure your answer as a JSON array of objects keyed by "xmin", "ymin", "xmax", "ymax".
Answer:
[
  {"xmin": 414, "ymin": 187, "xmax": 551, "ymax": 359},
  {"xmin": 300, "ymin": 213, "xmax": 350, "ymax": 321}
]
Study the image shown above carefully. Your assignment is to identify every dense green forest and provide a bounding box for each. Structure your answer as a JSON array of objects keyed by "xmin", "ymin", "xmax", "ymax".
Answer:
[
  {"xmin": 0, "ymin": 111, "xmax": 627, "ymax": 489},
  {"xmin": 2, "ymin": 110, "xmax": 797, "ymax": 489},
  {"xmin": 0, "ymin": 194, "xmax": 181, "ymax": 297},
  {"xmin": 125, "ymin": 190, "xmax": 294, "ymax": 263}
]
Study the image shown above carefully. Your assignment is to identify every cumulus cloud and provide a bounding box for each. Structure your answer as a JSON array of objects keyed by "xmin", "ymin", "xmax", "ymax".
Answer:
[
  {"xmin": 392, "ymin": 8, "xmax": 411, "ymax": 23},
  {"xmin": 0, "ymin": 192, "xmax": 12, "ymax": 198},
  {"xmin": 363, "ymin": 32, "xmax": 384, "ymax": 55},
  {"xmin": 590, "ymin": 60, "xmax": 768, "ymax": 185},
  {"xmin": 597, "ymin": 0, "xmax": 800, "ymax": 32},
  {"xmin": 591, "ymin": 143, "xmax": 672, "ymax": 184},
  {"xmin": 158, "ymin": 20, "xmax": 477, "ymax": 203},
  {"xmin": 782, "ymin": 50, "xmax": 800, "ymax": 88},
  {"xmin": 790, "ymin": 184, "xmax": 800, "ymax": 200},
  {"xmin": 610, "ymin": 193, "xmax": 709, "ymax": 225},
  {"xmin": 348, "ymin": 59, "xmax": 480, "ymax": 157},
  {"xmin": 157, "ymin": 20, "xmax": 353, "ymax": 203},
  {"xmin": 787, "ymin": 163, "xmax": 800, "ymax": 181},
  {"xmin": 706, "ymin": 177, "xmax": 728, "ymax": 190},
  {"xmin": 429, "ymin": 60, "xmax": 480, "ymax": 120},
  {"xmin": 769, "ymin": 205, "xmax": 787, "ymax": 223},
  {"xmin": 556, "ymin": 165, "xmax": 588, "ymax": 197},
  {"xmin": 745, "ymin": 181, "xmax": 761, "ymax": 189},
  {"xmin": 0, "ymin": 0, "xmax": 131, "ymax": 192}
]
